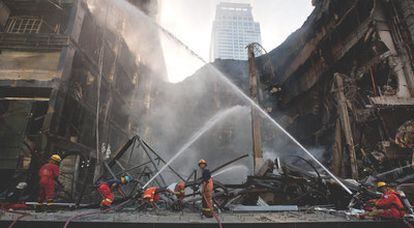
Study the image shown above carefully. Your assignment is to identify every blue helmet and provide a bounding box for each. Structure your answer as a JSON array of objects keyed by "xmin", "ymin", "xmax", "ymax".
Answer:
[{"xmin": 121, "ymin": 175, "xmax": 131, "ymax": 184}]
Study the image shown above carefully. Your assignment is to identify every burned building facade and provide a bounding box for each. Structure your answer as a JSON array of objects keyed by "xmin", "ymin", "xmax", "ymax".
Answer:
[
  {"xmin": 0, "ymin": 0, "xmax": 164, "ymax": 200},
  {"xmin": 252, "ymin": 0, "xmax": 414, "ymax": 180}
]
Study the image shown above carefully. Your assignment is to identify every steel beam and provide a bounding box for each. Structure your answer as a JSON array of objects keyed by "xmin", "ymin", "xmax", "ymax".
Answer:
[{"xmin": 232, "ymin": 205, "xmax": 299, "ymax": 212}]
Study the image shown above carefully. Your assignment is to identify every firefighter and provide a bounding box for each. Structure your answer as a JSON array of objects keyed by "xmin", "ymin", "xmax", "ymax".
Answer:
[
  {"xmin": 166, "ymin": 181, "xmax": 186, "ymax": 210},
  {"xmin": 143, "ymin": 186, "xmax": 161, "ymax": 208},
  {"xmin": 97, "ymin": 175, "xmax": 130, "ymax": 208},
  {"xmin": 166, "ymin": 181, "xmax": 186, "ymax": 201},
  {"xmin": 142, "ymin": 182, "xmax": 186, "ymax": 210},
  {"xmin": 199, "ymin": 159, "xmax": 214, "ymax": 218},
  {"xmin": 174, "ymin": 181, "xmax": 186, "ymax": 202},
  {"xmin": 366, "ymin": 182, "xmax": 406, "ymax": 219},
  {"xmin": 38, "ymin": 154, "xmax": 61, "ymax": 204}
]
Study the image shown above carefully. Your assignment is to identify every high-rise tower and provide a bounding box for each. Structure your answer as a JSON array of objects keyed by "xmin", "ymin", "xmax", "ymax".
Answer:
[{"xmin": 210, "ymin": 2, "xmax": 262, "ymax": 61}]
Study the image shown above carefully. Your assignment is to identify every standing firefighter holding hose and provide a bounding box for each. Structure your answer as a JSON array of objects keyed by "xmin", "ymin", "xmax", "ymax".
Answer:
[{"xmin": 198, "ymin": 159, "xmax": 214, "ymax": 218}]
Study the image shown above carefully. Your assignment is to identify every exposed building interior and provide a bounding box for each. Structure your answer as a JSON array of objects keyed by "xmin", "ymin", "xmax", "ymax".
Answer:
[
  {"xmin": 0, "ymin": 0, "xmax": 164, "ymax": 202},
  {"xmin": 254, "ymin": 0, "xmax": 414, "ymax": 180}
]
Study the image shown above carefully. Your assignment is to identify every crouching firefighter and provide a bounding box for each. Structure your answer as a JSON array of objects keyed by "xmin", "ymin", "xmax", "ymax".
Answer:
[
  {"xmin": 172, "ymin": 181, "xmax": 186, "ymax": 203},
  {"xmin": 97, "ymin": 175, "xmax": 130, "ymax": 209},
  {"xmin": 199, "ymin": 159, "xmax": 214, "ymax": 218},
  {"xmin": 38, "ymin": 154, "xmax": 61, "ymax": 205},
  {"xmin": 167, "ymin": 181, "xmax": 186, "ymax": 211},
  {"xmin": 366, "ymin": 182, "xmax": 406, "ymax": 219},
  {"xmin": 142, "ymin": 186, "xmax": 161, "ymax": 208},
  {"xmin": 142, "ymin": 182, "xmax": 186, "ymax": 210}
]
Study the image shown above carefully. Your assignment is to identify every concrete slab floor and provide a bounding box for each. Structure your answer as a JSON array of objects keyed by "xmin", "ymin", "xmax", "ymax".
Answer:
[{"xmin": 0, "ymin": 209, "xmax": 409, "ymax": 228}]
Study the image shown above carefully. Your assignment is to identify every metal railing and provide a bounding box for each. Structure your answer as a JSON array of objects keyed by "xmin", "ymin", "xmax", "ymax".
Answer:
[{"xmin": 0, "ymin": 32, "xmax": 70, "ymax": 50}]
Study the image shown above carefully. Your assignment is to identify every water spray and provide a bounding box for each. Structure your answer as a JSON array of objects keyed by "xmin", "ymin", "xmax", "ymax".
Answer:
[
  {"xmin": 142, "ymin": 106, "xmax": 247, "ymax": 189},
  {"xmin": 212, "ymin": 165, "xmax": 248, "ymax": 178},
  {"xmin": 209, "ymin": 66, "xmax": 354, "ymax": 195},
  {"xmin": 88, "ymin": 0, "xmax": 353, "ymax": 195},
  {"xmin": 153, "ymin": 32, "xmax": 354, "ymax": 194},
  {"xmin": 151, "ymin": 18, "xmax": 354, "ymax": 194}
]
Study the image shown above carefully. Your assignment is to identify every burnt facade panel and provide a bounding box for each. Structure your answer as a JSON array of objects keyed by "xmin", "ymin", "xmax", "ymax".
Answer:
[{"xmin": 0, "ymin": 0, "xmax": 163, "ymax": 199}]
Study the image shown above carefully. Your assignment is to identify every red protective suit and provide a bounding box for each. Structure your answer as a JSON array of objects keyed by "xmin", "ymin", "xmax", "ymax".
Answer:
[
  {"xmin": 143, "ymin": 187, "xmax": 160, "ymax": 202},
  {"xmin": 38, "ymin": 163, "xmax": 60, "ymax": 203},
  {"xmin": 98, "ymin": 183, "xmax": 114, "ymax": 207},
  {"xmin": 174, "ymin": 181, "xmax": 186, "ymax": 201},
  {"xmin": 375, "ymin": 190, "xmax": 406, "ymax": 219},
  {"xmin": 201, "ymin": 177, "xmax": 214, "ymax": 217}
]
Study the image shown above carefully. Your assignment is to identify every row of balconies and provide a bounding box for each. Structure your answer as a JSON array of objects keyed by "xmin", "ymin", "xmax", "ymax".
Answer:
[{"xmin": 0, "ymin": 32, "xmax": 70, "ymax": 50}]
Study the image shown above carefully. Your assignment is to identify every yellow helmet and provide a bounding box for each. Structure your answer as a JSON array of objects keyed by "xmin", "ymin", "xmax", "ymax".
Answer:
[
  {"xmin": 198, "ymin": 159, "xmax": 206, "ymax": 166},
  {"xmin": 377, "ymin": 181, "xmax": 387, "ymax": 188},
  {"xmin": 50, "ymin": 154, "xmax": 62, "ymax": 163}
]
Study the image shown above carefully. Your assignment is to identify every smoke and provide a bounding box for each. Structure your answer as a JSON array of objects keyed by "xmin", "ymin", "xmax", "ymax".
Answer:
[
  {"xmin": 85, "ymin": 0, "xmax": 167, "ymax": 80},
  {"xmin": 143, "ymin": 105, "xmax": 251, "ymax": 188},
  {"xmin": 83, "ymin": 0, "xmax": 325, "ymax": 187},
  {"xmin": 213, "ymin": 165, "xmax": 249, "ymax": 184},
  {"xmin": 83, "ymin": 0, "xmax": 255, "ymax": 185},
  {"xmin": 263, "ymin": 142, "xmax": 328, "ymax": 173}
]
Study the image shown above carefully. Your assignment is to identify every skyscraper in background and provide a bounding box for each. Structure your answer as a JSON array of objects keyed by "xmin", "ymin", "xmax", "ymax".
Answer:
[{"xmin": 210, "ymin": 2, "xmax": 262, "ymax": 61}]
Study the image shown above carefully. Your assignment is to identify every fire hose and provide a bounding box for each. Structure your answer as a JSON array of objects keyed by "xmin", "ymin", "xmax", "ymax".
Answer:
[
  {"xmin": 202, "ymin": 188, "xmax": 223, "ymax": 228},
  {"xmin": 0, "ymin": 208, "xmax": 32, "ymax": 228},
  {"xmin": 63, "ymin": 198, "xmax": 132, "ymax": 228}
]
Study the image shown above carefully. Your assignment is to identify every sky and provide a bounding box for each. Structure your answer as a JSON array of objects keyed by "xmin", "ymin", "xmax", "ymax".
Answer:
[{"xmin": 158, "ymin": 0, "xmax": 314, "ymax": 82}]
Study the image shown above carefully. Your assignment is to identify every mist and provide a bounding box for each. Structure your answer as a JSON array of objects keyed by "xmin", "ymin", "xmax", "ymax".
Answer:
[
  {"xmin": 84, "ymin": 0, "xmax": 256, "ymax": 185},
  {"xmin": 84, "ymin": 0, "xmax": 324, "ymax": 186}
]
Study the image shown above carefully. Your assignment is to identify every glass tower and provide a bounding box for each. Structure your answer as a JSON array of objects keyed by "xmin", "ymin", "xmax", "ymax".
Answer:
[{"xmin": 210, "ymin": 2, "xmax": 262, "ymax": 61}]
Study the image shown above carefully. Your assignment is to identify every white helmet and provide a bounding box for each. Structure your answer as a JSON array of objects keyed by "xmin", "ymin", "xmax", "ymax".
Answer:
[{"xmin": 16, "ymin": 182, "xmax": 28, "ymax": 190}]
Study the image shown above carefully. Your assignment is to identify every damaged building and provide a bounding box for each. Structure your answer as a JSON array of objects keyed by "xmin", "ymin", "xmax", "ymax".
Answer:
[
  {"xmin": 1, "ymin": 0, "xmax": 414, "ymax": 226},
  {"xmin": 98, "ymin": 0, "xmax": 414, "ymax": 204},
  {"xmin": 244, "ymin": 0, "xmax": 414, "ymax": 181},
  {"xmin": 176, "ymin": 0, "xmax": 414, "ymax": 204},
  {"xmin": 0, "ymin": 0, "xmax": 165, "ymax": 201}
]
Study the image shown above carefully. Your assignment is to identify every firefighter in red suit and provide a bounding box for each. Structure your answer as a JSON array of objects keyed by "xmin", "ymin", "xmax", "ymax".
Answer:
[
  {"xmin": 142, "ymin": 182, "xmax": 186, "ymax": 210},
  {"xmin": 174, "ymin": 181, "xmax": 186, "ymax": 202},
  {"xmin": 98, "ymin": 175, "xmax": 130, "ymax": 208},
  {"xmin": 366, "ymin": 182, "xmax": 406, "ymax": 219},
  {"xmin": 38, "ymin": 154, "xmax": 61, "ymax": 204},
  {"xmin": 143, "ymin": 186, "xmax": 161, "ymax": 208}
]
